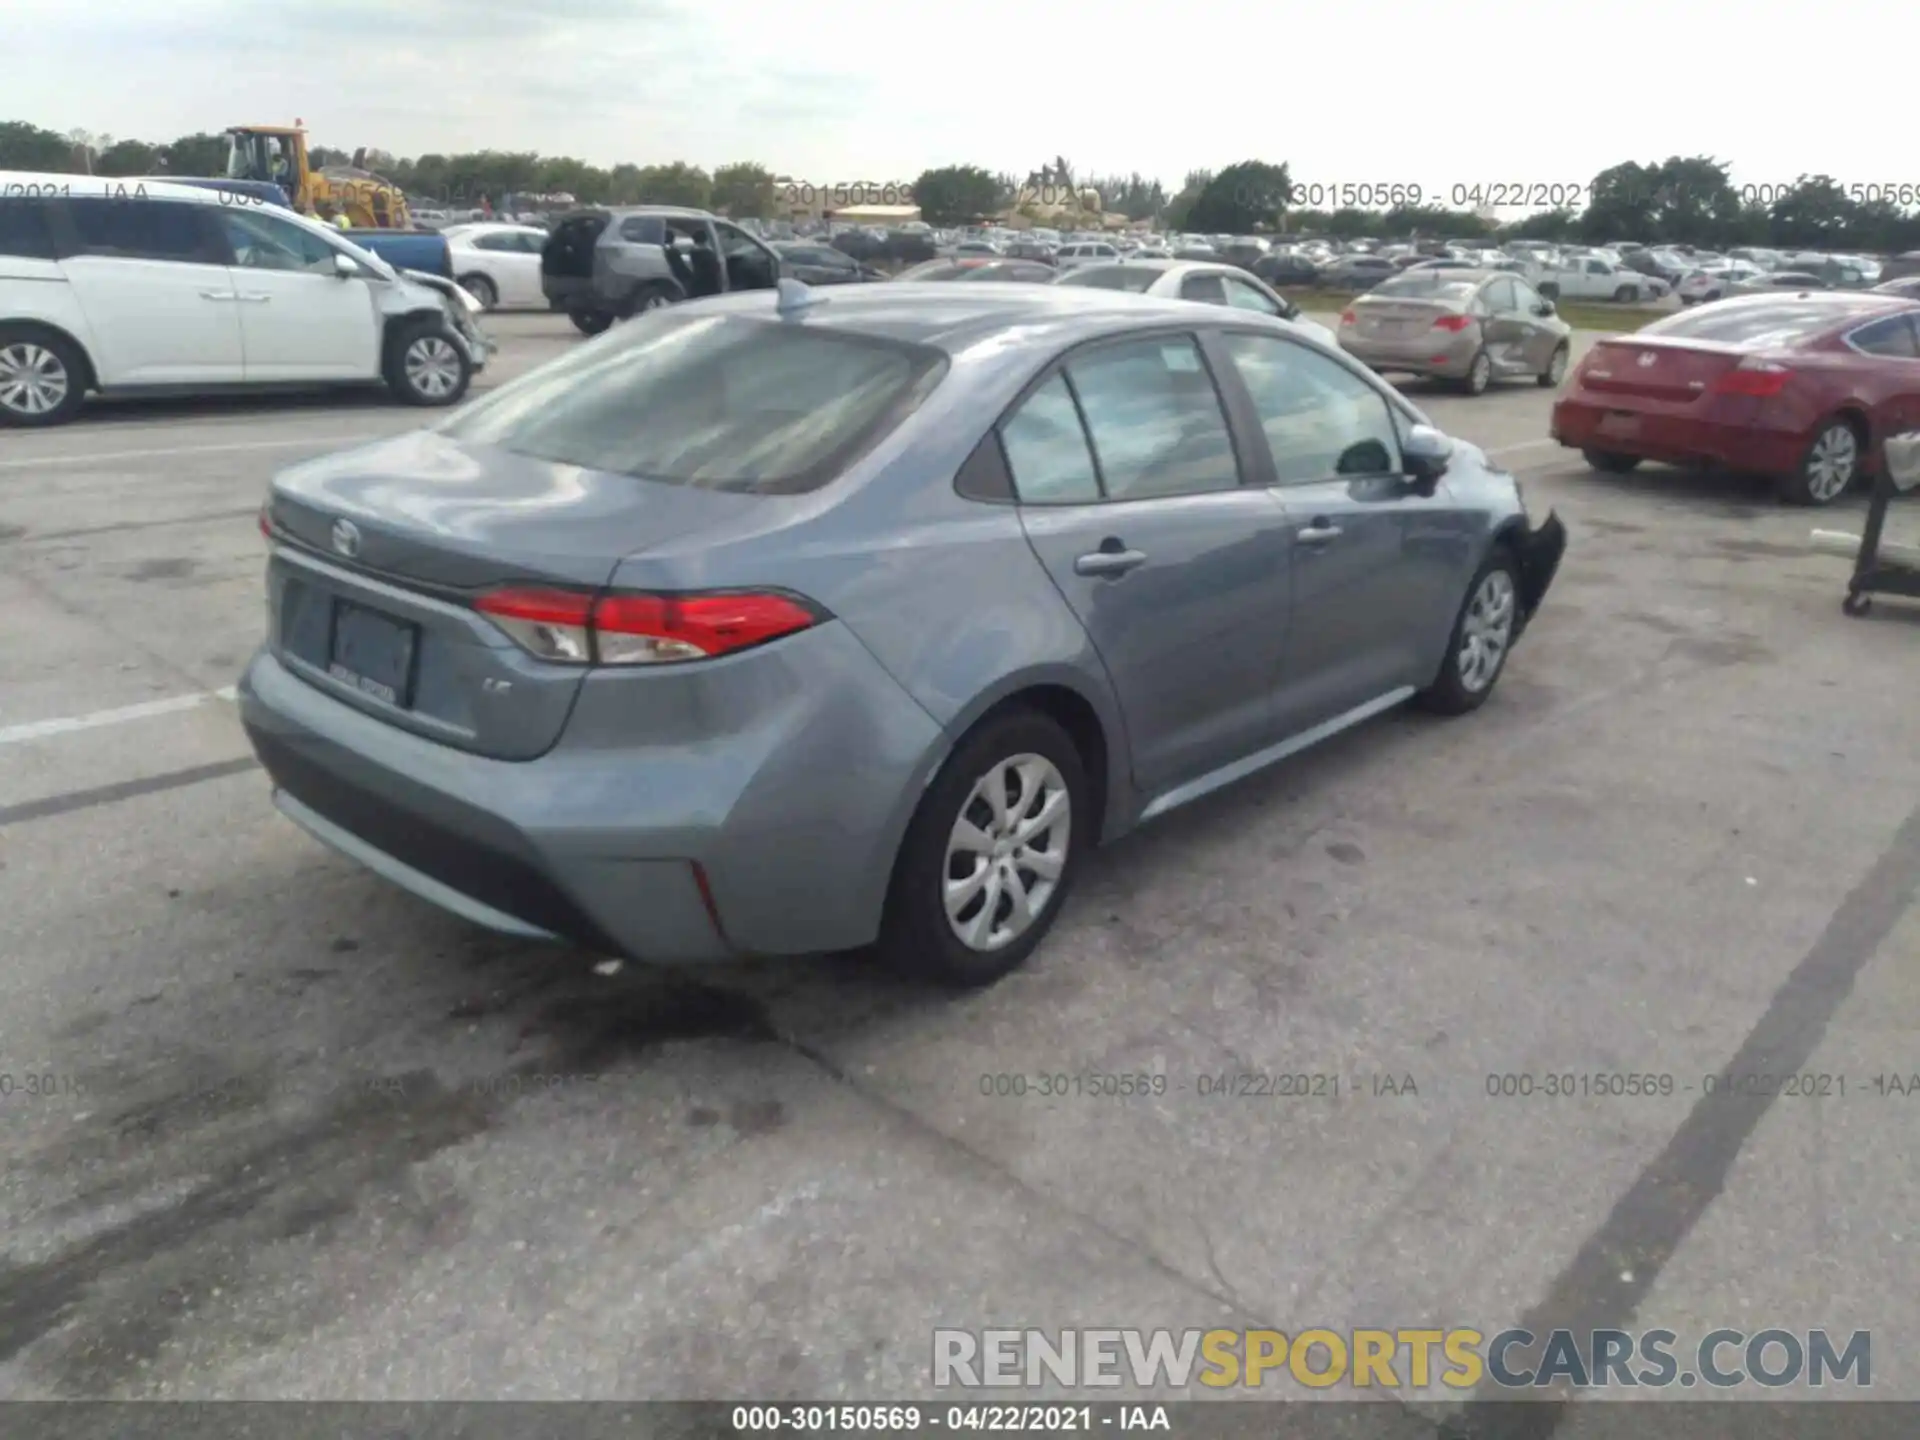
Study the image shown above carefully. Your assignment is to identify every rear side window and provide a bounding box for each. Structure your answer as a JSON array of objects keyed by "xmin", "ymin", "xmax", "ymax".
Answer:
[
  {"xmin": 0, "ymin": 198, "xmax": 57, "ymax": 259},
  {"xmin": 1643, "ymin": 300, "xmax": 1849, "ymax": 345},
  {"xmin": 1849, "ymin": 315, "xmax": 1920, "ymax": 358},
  {"xmin": 1000, "ymin": 374, "xmax": 1101, "ymax": 504},
  {"xmin": 1064, "ymin": 336, "xmax": 1238, "ymax": 501},
  {"xmin": 438, "ymin": 313, "xmax": 947, "ymax": 494},
  {"xmin": 64, "ymin": 198, "xmax": 220, "ymax": 264},
  {"xmin": 619, "ymin": 215, "xmax": 665, "ymax": 243},
  {"xmin": 1058, "ymin": 266, "xmax": 1157, "ymax": 292}
]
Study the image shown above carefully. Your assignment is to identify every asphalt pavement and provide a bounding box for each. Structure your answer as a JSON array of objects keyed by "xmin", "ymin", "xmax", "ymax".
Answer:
[{"xmin": 1, "ymin": 311, "xmax": 1917, "ymax": 1416}]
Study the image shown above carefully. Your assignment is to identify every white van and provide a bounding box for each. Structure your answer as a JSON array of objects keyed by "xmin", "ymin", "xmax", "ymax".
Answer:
[{"xmin": 0, "ymin": 171, "xmax": 490, "ymax": 427}]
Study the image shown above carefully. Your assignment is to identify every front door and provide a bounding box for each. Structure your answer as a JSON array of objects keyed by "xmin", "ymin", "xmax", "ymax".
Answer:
[
  {"xmin": 213, "ymin": 208, "xmax": 381, "ymax": 380},
  {"xmin": 1209, "ymin": 328, "xmax": 1470, "ymax": 735},
  {"xmin": 714, "ymin": 221, "xmax": 782, "ymax": 292},
  {"xmin": 52, "ymin": 197, "xmax": 246, "ymax": 385},
  {"xmin": 1000, "ymin": 334, "xmax": 1292, "ymax": 797}
]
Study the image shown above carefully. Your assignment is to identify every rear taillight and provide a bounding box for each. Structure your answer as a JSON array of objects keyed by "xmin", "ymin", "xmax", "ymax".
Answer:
[
  {"xmin": 1710, "ymin": 358, "xmax": 1791, "ymax": 398},
  {"xmin": 258, "ymin": 505, "xmax": 272, "ymax": 539},
  {"xmin": 1432, "ymin": 314, "xmax": 1474, "ymax": 332},
  {"xmin": 475, "ymin": 587, "xmax": 822, "ymax": 666},
  {"xmin": 1339, "ymin": 309, "xmax": 1356, "ymax": 326}
]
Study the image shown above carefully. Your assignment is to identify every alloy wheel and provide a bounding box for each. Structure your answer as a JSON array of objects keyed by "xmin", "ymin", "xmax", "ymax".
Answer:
[
  {"xmin": 943, "ymin": 753, "xmax": 1071, "ymax": 953},
  {"xmin": 1546, "ymin": 347, "xmax": 1568, "ymax": 384},
  {"xmin": 1457, "ymin": 569, "xmax": 1516, "ymax": 694},
  {"xmin": 1468, "ymin": 351, "xmax": 1491, "ymax": 394},
  {"xmin": 404, "ymin": 336, "xmax": 462, "ymax": 398},
  {"xmin": 0, "ymin": 342, "xmax": 69, "ymax": 417},
  {"xmin": 1805, "ymin": 425, "xmax": 1857, "ymax": 502}
]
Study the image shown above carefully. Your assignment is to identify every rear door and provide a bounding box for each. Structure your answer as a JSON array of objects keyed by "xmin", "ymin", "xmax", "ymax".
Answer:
[
  {"xmin": 211, "ymin": 207, "xmax": 380, "ymax": 380},
  {"xmin": 1211, "ymin": 327, "xmax": 1468, "ymax": 733},
  {"xmin": 1479, "ymin": 278, "xmax": 1530, "ymax": 374},
  {"xmin": 51, "ymin": 196, "xmax": 246, "ymax": 385},
  {"xmin": 1178, "ymin": 271, "xmax": 1228, "ymax": 304},
  {"xmin": 1508, "ymin": 277, "xmax": 1559, "ymax": 370},
  {"xmin": 1001, "ymin": 332, "xmax": 1292, "ymax": 797}
]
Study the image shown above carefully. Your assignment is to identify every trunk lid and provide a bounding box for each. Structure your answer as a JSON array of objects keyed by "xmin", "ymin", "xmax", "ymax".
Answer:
[
  {"xmin": 1576, "ymin": 337, "xmax": 1746, "ymax": 402},
  {"xmin": 1351, "ymin": 296, "xmax": 1467, "ymax": 339},
  {"xmin": 264, "ymin": 429, "xmax": 759, "ymax": 760},
  {"xmin": 541, "ymin": 211, "xmax": 609, "ymax": 281}
]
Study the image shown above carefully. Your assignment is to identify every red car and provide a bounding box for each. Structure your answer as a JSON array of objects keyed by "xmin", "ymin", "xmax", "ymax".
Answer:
[{"xmin": 1550, "ymin": 292, "xmax": 1920, "ymax": 505}]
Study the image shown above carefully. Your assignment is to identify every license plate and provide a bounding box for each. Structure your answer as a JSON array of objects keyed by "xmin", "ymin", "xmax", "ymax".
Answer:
[
  {"xmin": 327, "ymin": 599, "xmax": 417, "ymax": 707},
  {"xmin": 1598, "ymin": 412, "xmax": 1641, "ymax": 439}
]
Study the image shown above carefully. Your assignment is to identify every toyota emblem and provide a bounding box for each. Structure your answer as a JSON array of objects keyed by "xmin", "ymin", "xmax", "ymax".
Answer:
[
  {"xmin": 1637, "ymin": 352, "xmax": 1658, "ymax": 368},
  {"xmin": 331, "ymin": 518, "xmax": 362, "ymax": 558}
]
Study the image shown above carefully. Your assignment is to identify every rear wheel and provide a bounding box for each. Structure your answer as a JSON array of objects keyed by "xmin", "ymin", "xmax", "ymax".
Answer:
[
  {"xmin": 1418, "ymin": 551, "xmax": 1520, "ymax": 716},
  {"xmin": 0, "ymin": 326, "xmax": 87, "ymax": 427},
  {"xmin": 1460, "ymin": 348, "xmax": 1493, "ymax": 396},
  {"xmin": 619, "ymin": 282, "xmax": 678, "ymax": 321},
  {"xmin": 383, "ymin": 318, "xmax": 471, "ymax": 407},
  {"xmin": 569, "ymin": 308, "xmax": 614, "ymax": 336},
  {"xmin": 1537, "ymin": 343, "xmax": 1569, "ymax": 388},
  {"xmin": 1583, "ymin": 448, "xmax": 1641, "ymax": 474},
  {"xmin": 878, "ymin": 708, "xmax": 1087, "ymax": 988},
  {"xmin": 458, "ymin": 273, "xmax": 498, "ymax": 310},
  {"xmin": 1613, "ymin": 284, "xmax": 1639, "ymax": 303},
  {"xmin": 1780, "ymin": 418, "xmax": 1862, "ymax": 506}
]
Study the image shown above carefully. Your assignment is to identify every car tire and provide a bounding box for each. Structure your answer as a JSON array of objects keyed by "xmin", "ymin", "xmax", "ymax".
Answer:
[
  {"xmin": 1537, "ymin": 343, "xmax": 1570, "ymax": 388},
  {"xmin": 877, "ymin": 707, "xmax": 1089, "ymax": 989},
  {"xmin": 1582, "ymin": 448, "xmax": 1641, "ymax": 473},
  {"xmin": 458, "ymin": 274, "xmax": 498, "ymax": 310},
  {"xmin": 1779, "ymin": 417, "xmax": 1863, "ymax": 506},
  {"xmin": 619, "ymin": 282, "xmax": 678, "ymax": 321},
  {"xmin": 1417, "ymin": 548, "xmax": 1521, "ymax": 716},
  {"xmin": 1460, "ymin": 348, "xmax": 1493, "ymax": 396},
  {"xmin": 569, "ymin": 308, "xmax": 615, "ymax": 336},
  {"xmin": 383, "ymin": 318, "xmax": 472, "ymax": 408},
  {"xmin": 0, "ymin": 325, "xmax": 88, "ymax": 428},
  {"xmin": 1613, "ymin": 284, "xmax": 1639, "ymax": 303}
]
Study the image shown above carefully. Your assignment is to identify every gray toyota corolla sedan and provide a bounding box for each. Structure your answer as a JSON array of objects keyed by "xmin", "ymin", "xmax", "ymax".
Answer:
[{"xmin": 240, "ymin": 280, "xmax": 1566, "ymax": 987}]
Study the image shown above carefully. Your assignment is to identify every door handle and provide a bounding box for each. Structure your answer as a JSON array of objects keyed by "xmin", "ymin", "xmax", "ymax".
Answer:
[
  {"xmin": 200, "ymin": 290, "xmax": 234, "ymax": 301},
  {"xmin": 1296, "ymin": 521, "xmax": 1343, "ymax": 545},
  {"xmin": 238, "ymin": 293, "xmax": 272, "ymax": 303},
  {"xmin": 1074, "ymin": 546, "xmax": 1148, "ymax": 578}
]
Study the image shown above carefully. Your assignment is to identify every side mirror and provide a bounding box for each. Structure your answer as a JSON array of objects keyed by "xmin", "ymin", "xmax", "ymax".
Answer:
[
  {"xmin": 1535, "ymin": 300, "xmax": 1556, "ymax": 316},
  {"xmin": 1402, "ymin": 424, "xmax": 1454, "ymax": 486},
  {"xmin": 332, "ymin": 253, "xmax": 362, "ymax": 279}
]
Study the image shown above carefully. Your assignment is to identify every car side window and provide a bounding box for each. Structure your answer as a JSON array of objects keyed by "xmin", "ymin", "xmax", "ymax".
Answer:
[
  {"xmin": 1064, "ymin": 335, "xmax": 1238, "ymax": 501},
  {"xmin": 217, "ymin": 209, "xmax": 339, "ymax": 272},
  {"xmin": 474, "ymin": 233, "xmax": 513, "ymax": 251},
  {"xmin": 65, "ymin": 197, "xmax": 220, "ymax": 265},
  {"xmin": 1850, "ymin": 315, "xmax": 1920, "ymax": 358},
  {"xmin": 1511, "ymin": 279, "xmax": 1544, "ymax": 310},
  {"xmin": 999, "ymin": 374, "xmax": 1102, "ymax": 504},
  {"xmin": 1586, "ymin": 260, "xmax": 1608, "ymax": 274},
  {"xmin": 1222, "ymin": 277, "xmax": 1282, "ymax": 315},
  {"xmin": 1219, "ymin": 331, "xmax": 1403, "ymax": 486},
  {"xmin": 1180, "ymin": 273, "xmax": 1228, "ymax": 304},
  {"xmin": 0, "ymin": 198, "xmax": 58, "ymax": 259}
]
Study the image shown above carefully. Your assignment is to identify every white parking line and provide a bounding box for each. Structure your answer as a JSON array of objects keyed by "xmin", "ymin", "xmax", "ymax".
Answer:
[
  {"xmin": 0, "ymin": 436, "xmax": 382, "ymax": 472},
  {"xmin": 0, "ymin": 686, "xmax": 238, "ymax": 747}
]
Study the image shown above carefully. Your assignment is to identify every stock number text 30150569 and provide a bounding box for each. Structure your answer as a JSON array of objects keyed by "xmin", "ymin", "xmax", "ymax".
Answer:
[{"xmin": 776, "ymin": 180, "xmax": 913, "ymax": 207}]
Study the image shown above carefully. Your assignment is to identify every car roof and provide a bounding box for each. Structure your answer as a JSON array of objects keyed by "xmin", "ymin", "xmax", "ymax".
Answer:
[{"xmin": 677, "ymin": 281, "xmax": 1276, "ymax": 355}]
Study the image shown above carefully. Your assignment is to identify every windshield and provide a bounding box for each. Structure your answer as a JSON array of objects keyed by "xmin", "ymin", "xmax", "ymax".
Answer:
[
  {"xmin": 437, "ymin": 313, "xmax": 947, "ymax": 494},
  {"xmin": 1641, "ymin": 299, "xmax": 1850, "ymax": 346},
  {"xmin": 1373, "ymin": 275, "xmax": 1479, "ymax": 301},
  {"xmin": 1056, "ymin": 265, "xmax": 1160, "ymax": 293}
]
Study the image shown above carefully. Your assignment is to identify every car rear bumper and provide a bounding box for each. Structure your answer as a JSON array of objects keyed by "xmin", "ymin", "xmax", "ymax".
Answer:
[
  {"xmin": 540, "ymin": 274, "xmax": 599, "ymax": 311},
  {"xmin": 1338, "ymin": 331, "xmax": 1478, "ymax": 377},
  {"xmin": 237, "ymin": 624, "xmax": 945, "ymax": 966},
  {"xmin": 1550, "ymin": 398, "xmax": 1803, "ymax": 475}
]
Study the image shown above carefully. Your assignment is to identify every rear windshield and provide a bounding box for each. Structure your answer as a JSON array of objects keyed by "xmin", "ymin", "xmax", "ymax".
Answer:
[
  {"xmin": 1373, "ymin": 275, "xmax": 1478, "ymax": 300},
  {"xmin": 1057, "ymin": 265, "xmax": 1159, "ymax": 293},
  {"xmin": 438, "ymin": 313, "xmax": 948, "ymax": 494},
  {"xmin": 1641, "ymin": 300, "xmax": 1853, "ymax": 345}
]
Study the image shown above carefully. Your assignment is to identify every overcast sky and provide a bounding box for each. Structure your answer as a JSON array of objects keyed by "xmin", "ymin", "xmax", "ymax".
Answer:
[{"xmin": 6, "ymin": 0, "xmax": 1903, "ymax": 204}]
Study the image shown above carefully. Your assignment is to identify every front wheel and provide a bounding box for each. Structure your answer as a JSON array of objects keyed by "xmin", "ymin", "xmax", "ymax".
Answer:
[
  {"xmin": 384, "ymin": 319, "xmax": 472, "ymax": 407},
  {"xmin": 878, "ymin": 709, "xmax": 1087, "ymax": 988},
  {"xmin": 1779, "ymin": 418, "xmax": 1861, "ymax": 506},
  {"xmin": 1418, "ymin": 552, "xmax": 1520, "ymax": 716}
]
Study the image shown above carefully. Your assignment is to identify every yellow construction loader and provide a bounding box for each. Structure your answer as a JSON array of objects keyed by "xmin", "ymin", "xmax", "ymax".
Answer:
[{"xmin": 224, "ymin": 123, "xmax": 412, "ymax": 228}]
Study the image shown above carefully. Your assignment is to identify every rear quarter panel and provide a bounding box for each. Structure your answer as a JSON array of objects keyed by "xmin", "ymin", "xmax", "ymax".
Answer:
[{"xmin": 0, "ymin": 258, "xmax": 98, "ymax": 372}]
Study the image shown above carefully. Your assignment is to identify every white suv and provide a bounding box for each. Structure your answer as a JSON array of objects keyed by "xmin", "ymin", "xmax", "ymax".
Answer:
[{"xmin": 0, "ymin": 171, "xmax": 490, "ymax": 427}]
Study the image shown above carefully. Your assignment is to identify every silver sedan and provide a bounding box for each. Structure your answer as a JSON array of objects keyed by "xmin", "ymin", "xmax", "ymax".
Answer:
[{"xmin": 1054, "ymin": 260, "xmax": 1337, "ymax": 344}]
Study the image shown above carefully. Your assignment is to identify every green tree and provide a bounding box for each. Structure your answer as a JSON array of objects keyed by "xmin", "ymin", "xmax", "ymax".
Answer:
[
  {"xmin": 710, "ymin": 161, "xmax": 777, "ymax": 218},
  {"xmin": 95, "ymin": 138, "xmax": 161, "ymax": 176},
  {"xmin": 1162, "ymin": 169, "xmax": 1213, "ymax": 231},
  {"xmin": 634, "ymin": 161, "xmax": 712, "ymax": 208},
  {"xmin": 1188, "ymin": 160, "xmax": 1292, "ymax": 233},
  {"xmin": 160, "ymin": 132, "xmax": 229, "ymax": 176},
  {"xmin": 0, "ymin": 120, "xmax": 78, "ymax": 171},
  {"xmin": 910, "ymin": 165, "xmax": 1001, "ymax": 227},
  {"xmin": 1505, "ymin": 208, "xmax": 1578, "ymax": 242},
  {"xmin": 1766, "ymin": 175, "xmax": 1855, "ymax": 251}
]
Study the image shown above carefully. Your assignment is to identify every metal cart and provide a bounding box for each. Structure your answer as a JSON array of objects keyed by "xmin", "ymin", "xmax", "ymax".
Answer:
[{"xmin": 1841, "ymin": 431, "xmax": 1920, "ymax": 617}]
